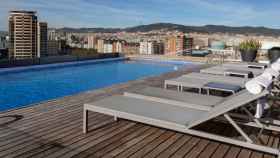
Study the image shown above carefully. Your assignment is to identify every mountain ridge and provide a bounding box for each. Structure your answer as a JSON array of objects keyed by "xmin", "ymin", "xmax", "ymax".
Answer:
[
  {"xmin": 54, "ymin": 23, "xmax": 280, "ymax": 36},
  {"xmin": 2, "ymin": 23, "xmax": 280, "ymax": 36}
]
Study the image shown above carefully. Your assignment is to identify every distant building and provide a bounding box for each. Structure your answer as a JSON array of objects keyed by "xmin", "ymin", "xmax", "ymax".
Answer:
[
  {"xmin": 9, "ymin": 10, "xmax": 38, "ymax": 59},
  {"xmin": 48, "ymin": 29, "xmax": 58, "ymax": 40},
  {"xmin": 112, "ymin": 40, "xmax": 122, "ymax": 53},
  {"xmin": 58, "ymin": 40, "xmax": 69, "ymax": 54},
  {"xmin": 97, "ymin": 38, "xmax": 123, "ymax": 53},
  {"xmin": 87, "ymin": 35, "xmax": 98, "ymax": 49},
  {"xmin": 104, "ymin": 40, "xmax": 113, "ymax": 53},
  {"xmin": 47, "ymin": 40, "xmax": 59, "ymax": 56},
  {"xmin": 165, "ymin": 35, "xmax": 193, "ymax": 55},
  {"xmin": 0, "ymin": 36, "xmax": 8, "ymax": 49},
  {"xmin": 184, "ymin": 37, "xmax": 193, "ymax": 50},
  {"xmin": 153, "ymin": 42, "xmax": 165, "ymax": 55},
  {"xmin": 38, "ymin": 22, "xmax": 48, "ymax": 57},
  {"xmin": 122, "ymin": 42, "xmax": 140, "ymax": 54},
  {"xmin": 140, "ymin": 41, "xmax": 150, "ymax": 55},
  {"xmin": 97, "ymin": 39, "xmax": 104, "ymax": 53},
  {"xmin": 140, "ymin": 41, "xmax": 164, "ymax": 55},
  {"xmin": 193, "ymin": 37, "xmax": 209, "ymax": 48},
  {"xmin": 164, "ymin": 36, "xmax": 177, "ymax": 55}
]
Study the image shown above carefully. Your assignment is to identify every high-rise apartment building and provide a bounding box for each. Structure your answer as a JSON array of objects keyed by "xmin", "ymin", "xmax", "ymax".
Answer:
[
  {"xmin": 9, "ymin": 11, "xmax": 48, "ymax": 59},
  {"xmin": 38, "ymin": 22, "xmax": 48, "ymax": 57},
  {"xmin": 9, "ymin": 11, "xmax": 38, "ymax": 59}
]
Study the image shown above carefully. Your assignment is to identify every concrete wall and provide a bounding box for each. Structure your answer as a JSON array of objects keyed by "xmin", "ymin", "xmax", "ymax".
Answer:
[{"xmin": 0, "ymin": 53, "xmax": 120, "ymax": 68}]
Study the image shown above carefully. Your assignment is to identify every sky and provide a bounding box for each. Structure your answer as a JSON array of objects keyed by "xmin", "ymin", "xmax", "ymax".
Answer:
[{"xmin": 1, "ymin": 0, "xmax": 280, "ymax": 30}]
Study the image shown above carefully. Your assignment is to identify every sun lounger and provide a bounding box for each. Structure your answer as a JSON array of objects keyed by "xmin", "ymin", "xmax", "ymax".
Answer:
[
  {"xmin": 125, "ymin": 87, "xmax": 280, "ymax": 131},
  {"xmin": 182, "ymin": 72, "xmax": 248, "ymax": 84},
  {"xmin": 164, "ymin": 77, "xmax": 208, "ymax": 93},
  {"xmin": 165, "ymin": 73, "xmax": 244, "ymax": 94},
  {"xmin": 83, "ymin": 89, "xmax": 280, "ymax": 157},
  {"xmin": 223, "ymin": 62, "xmax": 268, "ymax": 69},
  {"xmin": 200, "ymin": 65, "xmax": 264, "ymax": 78},
  {"xmin": 125, "ymin": 87, "xmax": 224, "ymax": 110}
]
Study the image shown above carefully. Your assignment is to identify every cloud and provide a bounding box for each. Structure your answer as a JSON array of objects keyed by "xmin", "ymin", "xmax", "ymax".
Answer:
[
  {"xmin": 0, "ymin": 0, "xmax": 279, "ymax": 30},
  {"xmin": 0, "ymin": 0, "xmax": 146, "ymax": 29}
]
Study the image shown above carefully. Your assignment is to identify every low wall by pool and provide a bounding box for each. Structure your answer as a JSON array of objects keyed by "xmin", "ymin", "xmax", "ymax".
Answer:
[
  {"xmin": 0, "ymin": 57, "xmax": 127, "ymax": 75},
  {"xmin": 0, "ymin": 53, "xmax": 121, "ymax": 68}
]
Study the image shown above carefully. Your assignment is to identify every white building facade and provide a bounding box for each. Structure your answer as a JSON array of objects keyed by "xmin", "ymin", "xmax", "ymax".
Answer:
[{"xmin": 140, "ymin": 41, "xmax": 153, "ymax": 55}]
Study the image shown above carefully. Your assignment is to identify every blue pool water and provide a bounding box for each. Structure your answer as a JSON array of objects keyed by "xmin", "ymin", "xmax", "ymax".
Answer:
[{"xmin": 0, "ymin": 59, "xmax": 194, "ymax": 111}]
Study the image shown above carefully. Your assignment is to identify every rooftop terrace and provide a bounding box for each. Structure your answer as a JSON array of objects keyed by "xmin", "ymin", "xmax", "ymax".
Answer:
[{"xmin": 0, "ymin": 64, "xmax": 279, "ymax": 158}]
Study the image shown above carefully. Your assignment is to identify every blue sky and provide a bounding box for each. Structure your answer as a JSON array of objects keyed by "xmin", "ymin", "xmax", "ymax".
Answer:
[{"xmin": 1, "ymin": 0, "xmax": 280, "ymax": 30}]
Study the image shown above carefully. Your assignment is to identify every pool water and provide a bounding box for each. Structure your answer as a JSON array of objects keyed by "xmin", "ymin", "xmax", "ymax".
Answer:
[{"xmin": 0, "ymin": 59, "xmax": 194, "ymax": 111}]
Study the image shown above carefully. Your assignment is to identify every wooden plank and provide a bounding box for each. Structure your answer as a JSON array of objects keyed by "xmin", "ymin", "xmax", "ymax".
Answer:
[
  {"xmin": 156, "ymin": 135, "xmax": 191, "ymax": 158},
  {"xmin": 70, "ymin": 123, "xmax": 147, "ymax": 158},
  {"xmin": 170, "ymin": 137, "xmax": 201, "ymax": 158},
  {"xmin": 263, "ymin": 130, "xmax": 279, "ymax": 158},
  {"xmin": 129, "ymin": 131, "xmax": 175, "ymax": 158},
  {"xmin": 224, "ymin": 146, "xmax": 241, "ymax": 158},
  {"xmin": 0, "ymin": 108, "xmax": 84, "ymax": 145},
  {"xmin": 183, "ymin": 122, "xmax": 224, "ymax": 158},
  {"xmin": 184, "ymin": 139, "xmax": 210, "ymax": 158},
  {"xmin": 114, "ymin": 129, "xmax": 165, "ymax": 158},
  {"xmin": 251, "ymin": 129, "xmax": 271, "ymax": 158},
  {"xmin": 143, "ymin": 133, "xmax": 183, "ymax": 158},
  {"xmin": 0, "ymin": 113, "xmax": 110, "ymax": 157},
  {"xmin": 28, "ymin": 120, "xmax": 130, "ymax": 158},
  {"xmin": 13, "ymin": 115, "xmax": 110, "ymax": 158},
  {"xmin": 0, "ymin": 110, "xmax": 85, "ymax": 152},
  {"xmin": 221, "ymin": 123, "xmax": 243, "ymax": 158},
  {"xmin": 101, "ymin": 127, "xmax": 159, "ymax": 158},
  {"xmin": 0, "ymin": 104, "xmax": 82, "ymax": 135},
  {"xmin": 207, "ymin": 122, "xmax": 237, "ymax": 158},
  {"xmin": 89, "ymin": 125, "xmax": 151, "ymax": 158},
  {"xmin": 235, "ymin": 125, "xmax": 256, "ymax": 158},
  {"xmin": 188, "ymin": 122, "xmax": 225, "ymax": 158},
  {"xmin": 43, "ymin": 121, "xmax": 136, "ymax": 158}
]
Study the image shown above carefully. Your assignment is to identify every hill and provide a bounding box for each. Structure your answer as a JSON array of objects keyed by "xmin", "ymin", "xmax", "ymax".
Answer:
[{"xmin": 56, "ymin": 23, "xmax": 280, "ymax": 36}]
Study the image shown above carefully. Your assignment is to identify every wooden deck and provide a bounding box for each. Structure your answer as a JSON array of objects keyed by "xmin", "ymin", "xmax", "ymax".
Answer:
[{"xmin": 0, "ymin": 64, "xmax": 279, "ymax": 158}]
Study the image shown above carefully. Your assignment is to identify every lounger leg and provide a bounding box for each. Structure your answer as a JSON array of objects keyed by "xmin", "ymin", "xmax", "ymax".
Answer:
[
  {"xmin": 114, "ymin": 116, "xmax": 118, "ymax": 121},
  {"xmin": 242, "ymin": 107, "xmax": 264, "ymax": 128},
  {"xmin": 83, "ymin": 109, "xmax": 88, "ymax": 134},
  {"xmin": 224, "ymin": 114, "xmax": 253, "ymax": 143}
]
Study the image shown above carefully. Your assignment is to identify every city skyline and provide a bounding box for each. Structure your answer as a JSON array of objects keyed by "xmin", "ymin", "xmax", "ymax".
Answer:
[{"xmin": 1, "ymin": 0, "xmax": 280, "ymax": 30}]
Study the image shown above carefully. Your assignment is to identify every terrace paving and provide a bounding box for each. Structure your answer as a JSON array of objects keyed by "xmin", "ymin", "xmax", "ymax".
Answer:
[{"xmin": 0, "ymin": 63, "xmax": 279, "ymax": 158}]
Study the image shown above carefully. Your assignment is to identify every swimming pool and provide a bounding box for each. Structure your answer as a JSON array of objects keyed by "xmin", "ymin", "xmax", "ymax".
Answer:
[{"xmin": 0, "ymin": 58, "xmax": 195, "ymax": 112}]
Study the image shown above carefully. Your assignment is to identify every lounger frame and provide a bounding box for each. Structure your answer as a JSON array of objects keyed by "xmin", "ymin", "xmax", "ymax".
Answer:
[
  {"xmin": 83, "ymin": 103, "xmax": 280, "ymax": 157},
  {"xmin": 83, "ymin": 89, "xmax": 280, "ymax": 157},
  {"xmin": 125, "ymin": 91, "xmax": 280, "ymax": 132}
]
